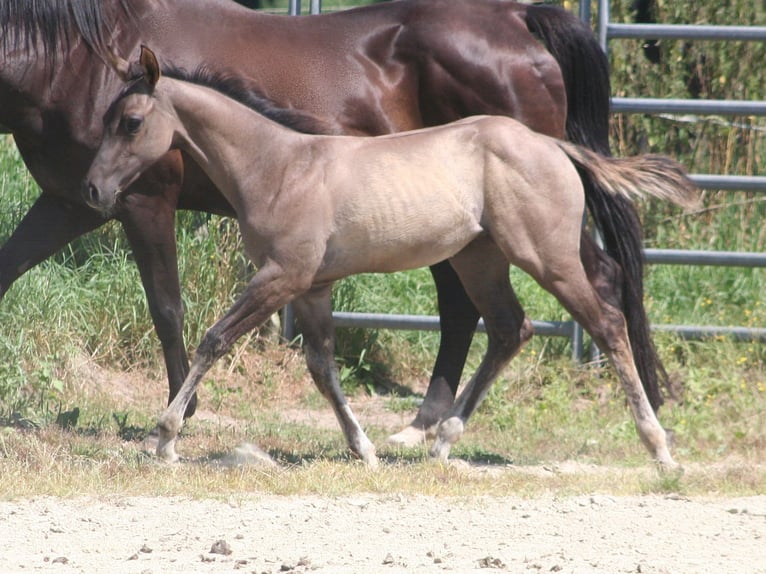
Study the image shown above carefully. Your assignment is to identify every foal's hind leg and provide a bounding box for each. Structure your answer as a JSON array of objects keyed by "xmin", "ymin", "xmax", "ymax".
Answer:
[
  {"xmin": 429, "ymin": 239, "xmax": 533, "ymax": 462},
  {"xmin": 387, "ymin": 261, "xmax": 480, "ymax": 447},
  {"xmin": 291, "ymin": 285, "xmax": 378, "ymax": 467},
  {"xmin": 520, "ymin": 249, "xmax": 677, "ymax": 470}
]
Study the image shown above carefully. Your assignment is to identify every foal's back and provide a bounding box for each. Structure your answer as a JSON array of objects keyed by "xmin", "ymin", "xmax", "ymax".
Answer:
[{"xmin": 301, "ymin": 116, "xmax": 583, "ymax": 281}]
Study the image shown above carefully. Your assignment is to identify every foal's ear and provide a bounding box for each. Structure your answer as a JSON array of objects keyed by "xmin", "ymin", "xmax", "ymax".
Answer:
[{"xmin": 139, "ymin": 45, "xmax": 161, "ymax": 89}]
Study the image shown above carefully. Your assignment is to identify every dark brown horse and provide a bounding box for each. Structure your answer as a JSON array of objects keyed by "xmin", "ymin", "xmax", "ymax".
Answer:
[{"xmin": 0, "ymin": 0, "xmax": 660, "ymax": 444}]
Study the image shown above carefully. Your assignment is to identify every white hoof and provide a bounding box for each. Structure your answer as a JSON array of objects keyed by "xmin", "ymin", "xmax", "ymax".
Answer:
[
  {"xmin": 363, "ymin": 450, "xmax": 380, "ymax": 469},
  {"xmin": 656, "ymin": 456, "xmax": 683, "ymax": 476},
  {"xmin": 387, "ymin": 425, "xmax": 428, "ymax": 447},
  {"xmin": 429, "ymin": 417, "xmax": 465, "ymax": 462},
  {"xmin": 155, "ymin": 410, "xmax": 184, "ymax": 462},
  {"xmin": 220, "ymin": 442, "xmax": 277, "ymax": 468},
  {"xmin": 142, "ymin": 427, "xmax": 160, "ymax": 454},
  {"xmin": 156, "ymin": 437, "xmax": 180, "ymax": 463}
]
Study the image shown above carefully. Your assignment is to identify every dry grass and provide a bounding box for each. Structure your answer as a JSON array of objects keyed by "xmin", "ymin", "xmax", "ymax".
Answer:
[{"xmin": 2, "ymin": 338, "xmax": 764, "ymax": 501}]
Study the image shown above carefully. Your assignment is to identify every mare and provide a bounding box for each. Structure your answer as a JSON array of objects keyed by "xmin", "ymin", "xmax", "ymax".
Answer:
[
  {"xmin": 84, "ymin": 47, "xmax": 697, "ymax": 468},
  {"xmin": 1, "ymin": 0, "xmax": 658, "ymax": 445}
]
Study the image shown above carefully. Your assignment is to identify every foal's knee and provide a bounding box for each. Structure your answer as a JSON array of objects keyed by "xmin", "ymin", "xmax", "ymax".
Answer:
[{"xmin": 196, "ymin": 324, "xmax": 231, "ymax": 362}]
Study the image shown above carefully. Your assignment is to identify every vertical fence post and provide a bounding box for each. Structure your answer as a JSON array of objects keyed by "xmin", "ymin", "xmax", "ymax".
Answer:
[
  {"xmin": 579, "ymin": 0, "xmax": 591, "ymax": 24},
  {"xmin": 281, "ymin": 0, "xmax": 322, "ymax": 340},
  {"xmin": 281, "ymin": 0, "xmax": 305, "ymax": 339},
  {"xmin": 598, "ymin": 0, "xmax": 610, "ymax": 51}
]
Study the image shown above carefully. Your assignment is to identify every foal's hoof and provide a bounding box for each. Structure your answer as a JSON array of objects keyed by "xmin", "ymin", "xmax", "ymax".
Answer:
[
  {"xmin": 142, "ymin": 427, "xmax": 161, "ymax": 454},
  {"xmin": 387, "ymin": 425, "xmax": 428, "ymax": 447},
  {"xmin": 156, "ymin": 441, "xmax": 180, "ymax": 463},
  {"xmin": 656, "ymin": 457, "xmax": 684, "ymax": 477},
  {"xmin": 363, "ymin": 452, "xmax": 380, "ymax": 469},
  {"xmin": 428, "ymin": 417, "xmax": 465, "ymax": 462}
]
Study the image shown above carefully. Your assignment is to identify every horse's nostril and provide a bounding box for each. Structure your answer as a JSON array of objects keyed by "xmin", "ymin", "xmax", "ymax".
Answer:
[{"xmin": 88, "ymin": 183, "xmax": 100, "ymax": 205}]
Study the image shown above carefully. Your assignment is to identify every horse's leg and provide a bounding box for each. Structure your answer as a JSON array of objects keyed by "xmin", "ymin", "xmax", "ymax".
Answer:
[
  {"xmin": 291, "ymin": 286, "xmax": 377, "ymax": 466},
  {"xmin": 429, "ymin": 239, "xmax": 533, "ymax": 462},
  {"xmin": 387, "ymin": 261, "xmax": 480, "ymax": 446},
  {"xmin": 512, "ymin": 242, "xmax": 677, "ymax": 470},
  {"xmin": 155, "ymin": 261, "xmax": 299, "ymax": 462},
  {"xmin": 118, "ymin": 191, "xmax": 195, "ymax": 418},
  {"xmin": 0, "ymin": 194, "xmax": 105, "ymax": 299}
]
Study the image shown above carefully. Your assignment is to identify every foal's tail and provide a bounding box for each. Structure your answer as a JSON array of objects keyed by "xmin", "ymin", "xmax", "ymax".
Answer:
[{"xmin": 556, "ymin": 141, "xmax": 699, "ymax": 210}]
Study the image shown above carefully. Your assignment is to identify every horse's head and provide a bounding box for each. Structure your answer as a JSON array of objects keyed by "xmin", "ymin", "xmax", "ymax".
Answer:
[{"xmin": 84, "ymin": 45, "xmax": 172, "ymax": 215}]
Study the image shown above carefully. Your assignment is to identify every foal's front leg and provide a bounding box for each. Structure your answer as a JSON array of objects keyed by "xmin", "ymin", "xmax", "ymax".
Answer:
[
  {"xmin": 292, "ymin": 286, "xmax": 378, "ymax": 467},
  {"xmin": 156, "ymin": 263, "xmax": 298, "ymax": 462}
]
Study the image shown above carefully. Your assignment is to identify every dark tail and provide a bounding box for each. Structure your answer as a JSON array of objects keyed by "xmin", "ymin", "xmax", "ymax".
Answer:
[{"xmin": 525, "ymin": 5, "xmax": 673, "ymax": 411}]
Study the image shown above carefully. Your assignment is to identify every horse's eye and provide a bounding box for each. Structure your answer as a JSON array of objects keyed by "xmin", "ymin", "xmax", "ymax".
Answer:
[{"xmin": 123, "ymin": 115, "xmax": 143, "ymax": 135}]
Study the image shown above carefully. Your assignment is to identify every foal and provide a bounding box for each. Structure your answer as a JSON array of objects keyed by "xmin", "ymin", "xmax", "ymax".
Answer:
[{"xmin": 85, "ymin": 48, "xmax": 697, "ymax": 469}]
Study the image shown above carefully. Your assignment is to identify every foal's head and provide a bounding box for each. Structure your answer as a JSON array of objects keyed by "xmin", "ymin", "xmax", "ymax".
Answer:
[
  {"xmin": 84, "ymin": 45, "xmax": 336, "ymax": 215},
  {"xmin": 84, "ymin": 46, "xmax": 172, "ymax": 215}
]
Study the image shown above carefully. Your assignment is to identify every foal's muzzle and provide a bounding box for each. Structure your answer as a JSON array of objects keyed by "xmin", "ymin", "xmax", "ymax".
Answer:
[{"xmin": 82, "ymin": 180, "xmax": 117, "ymax": 214}]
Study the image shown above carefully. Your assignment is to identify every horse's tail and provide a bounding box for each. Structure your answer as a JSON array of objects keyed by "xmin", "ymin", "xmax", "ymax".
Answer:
[
  {"xmin": 524, "ymin": 4, "xmax": 611, "ymax": 155},
  {"xmin": 525, "ymin": 5, "xmax": 681, "ymax": 411},
  {"xmin": 556, "ymin": 139, "xmax": 699, "ymax": 411},
  {"xmin": 555, "ymin": 142, "xmax": 699, "ymax": 210}
]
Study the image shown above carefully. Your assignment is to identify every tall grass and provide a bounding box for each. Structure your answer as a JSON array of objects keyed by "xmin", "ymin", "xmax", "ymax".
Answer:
[{"xmin": 0, "ymin": 1, "xmax": 764, "ymax": 472}]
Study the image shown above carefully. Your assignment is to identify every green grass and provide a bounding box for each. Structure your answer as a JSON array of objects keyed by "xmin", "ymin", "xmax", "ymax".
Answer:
[{"xmin": 1, "ymin": 0, "xmax": 765, "ymax": 497}]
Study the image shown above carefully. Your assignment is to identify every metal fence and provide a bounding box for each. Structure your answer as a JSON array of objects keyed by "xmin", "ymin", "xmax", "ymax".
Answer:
[
  {"xmin": 280, "ymin": 0, "xmax": 766, "ymax": 352},
  {"xmin": 595, "ymin": 0, "xmax": 766, "ymax": 346}
]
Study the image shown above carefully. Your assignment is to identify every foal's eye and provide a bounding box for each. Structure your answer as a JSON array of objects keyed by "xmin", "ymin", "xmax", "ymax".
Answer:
[{"xmin": 123, "ymin": 115, "xmax": 143, "ymax": 135}]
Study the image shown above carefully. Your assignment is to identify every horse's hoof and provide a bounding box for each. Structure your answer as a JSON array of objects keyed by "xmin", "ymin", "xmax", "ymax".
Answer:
[
  {"xmin": 428, "ymin": 439, "xmax": 451, "ymax": 462},
  {"xmin": 142, "ymin": 427, "xmax": 160, "ymax": 454},
  {"xmin": 156, "ymin": 445, "xmax": 180, "ymax": 463},
  {"xmin": 357, "ymin": 442, "xmax": 379, "ymax": 469},
  {"xmin": 386, "ymin": 425, "xmax": 428, "ymax": 447},
  {"xmin": 657, "ymin": 457, "xmax": 684, "ymax": 477},
  {"xmin": 156, "ymin": 431, "xmax": 180, "ymax": 463},
  {"xmin": 364, "ymin": 452, "xmax": 380, "ymax": 469},
  {"xmin": 220, "ymin": 442, "xmax": 277, "ymax": 468},
  {"xmin": 428, "ymin": 417, "xmax": 465, "ymax": 462}
]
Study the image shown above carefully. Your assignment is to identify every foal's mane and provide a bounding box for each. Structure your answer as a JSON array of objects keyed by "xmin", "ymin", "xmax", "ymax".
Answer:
[
  {"xmin": 0, "ymin": 0, "xmax": 135, "ymax": 63},
  {"xmin": 163, "ymin": 65, "xmax": 338, "ymax": 136}
]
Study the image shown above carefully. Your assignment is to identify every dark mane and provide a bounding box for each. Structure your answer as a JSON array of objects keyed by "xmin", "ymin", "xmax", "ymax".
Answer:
[
  {"xmin": 162, "ymin": 65, "xmax": 338, "ymax": 136},
  {"xmin": 0, "ymin": 0, "xmax": 135, "ymax": 64}
]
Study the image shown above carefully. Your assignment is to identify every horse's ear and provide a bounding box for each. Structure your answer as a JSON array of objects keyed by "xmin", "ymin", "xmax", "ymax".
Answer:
[{"xmin": 139, "ymin": 45, "xmax": 161, "ymax": 89}]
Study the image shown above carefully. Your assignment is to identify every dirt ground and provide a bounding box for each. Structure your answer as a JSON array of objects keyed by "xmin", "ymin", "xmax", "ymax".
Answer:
[
  {"xmin": 2, "ymin": 359, "xmax": 764, "ymax": 573},
  {"xmin": 2, "ymin": 491, "xmax": 765, "ymax": 574}
]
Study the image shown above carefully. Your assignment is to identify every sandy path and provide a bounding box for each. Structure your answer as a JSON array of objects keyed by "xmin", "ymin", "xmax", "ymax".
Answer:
[{"xmin": 2, "ymin": 493, "xmax": 765, "ymax": 573}]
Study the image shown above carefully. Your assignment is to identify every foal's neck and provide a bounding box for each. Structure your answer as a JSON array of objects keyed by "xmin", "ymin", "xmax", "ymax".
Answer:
[{"xmin": 163, "ymin": 78, "xmax": 305, "ymax": 210}]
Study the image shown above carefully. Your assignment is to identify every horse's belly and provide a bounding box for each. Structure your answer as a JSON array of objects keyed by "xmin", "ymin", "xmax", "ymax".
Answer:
[{"xmin": 321, "ymin": 210, "xmax": 482, "ymax": 279}]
